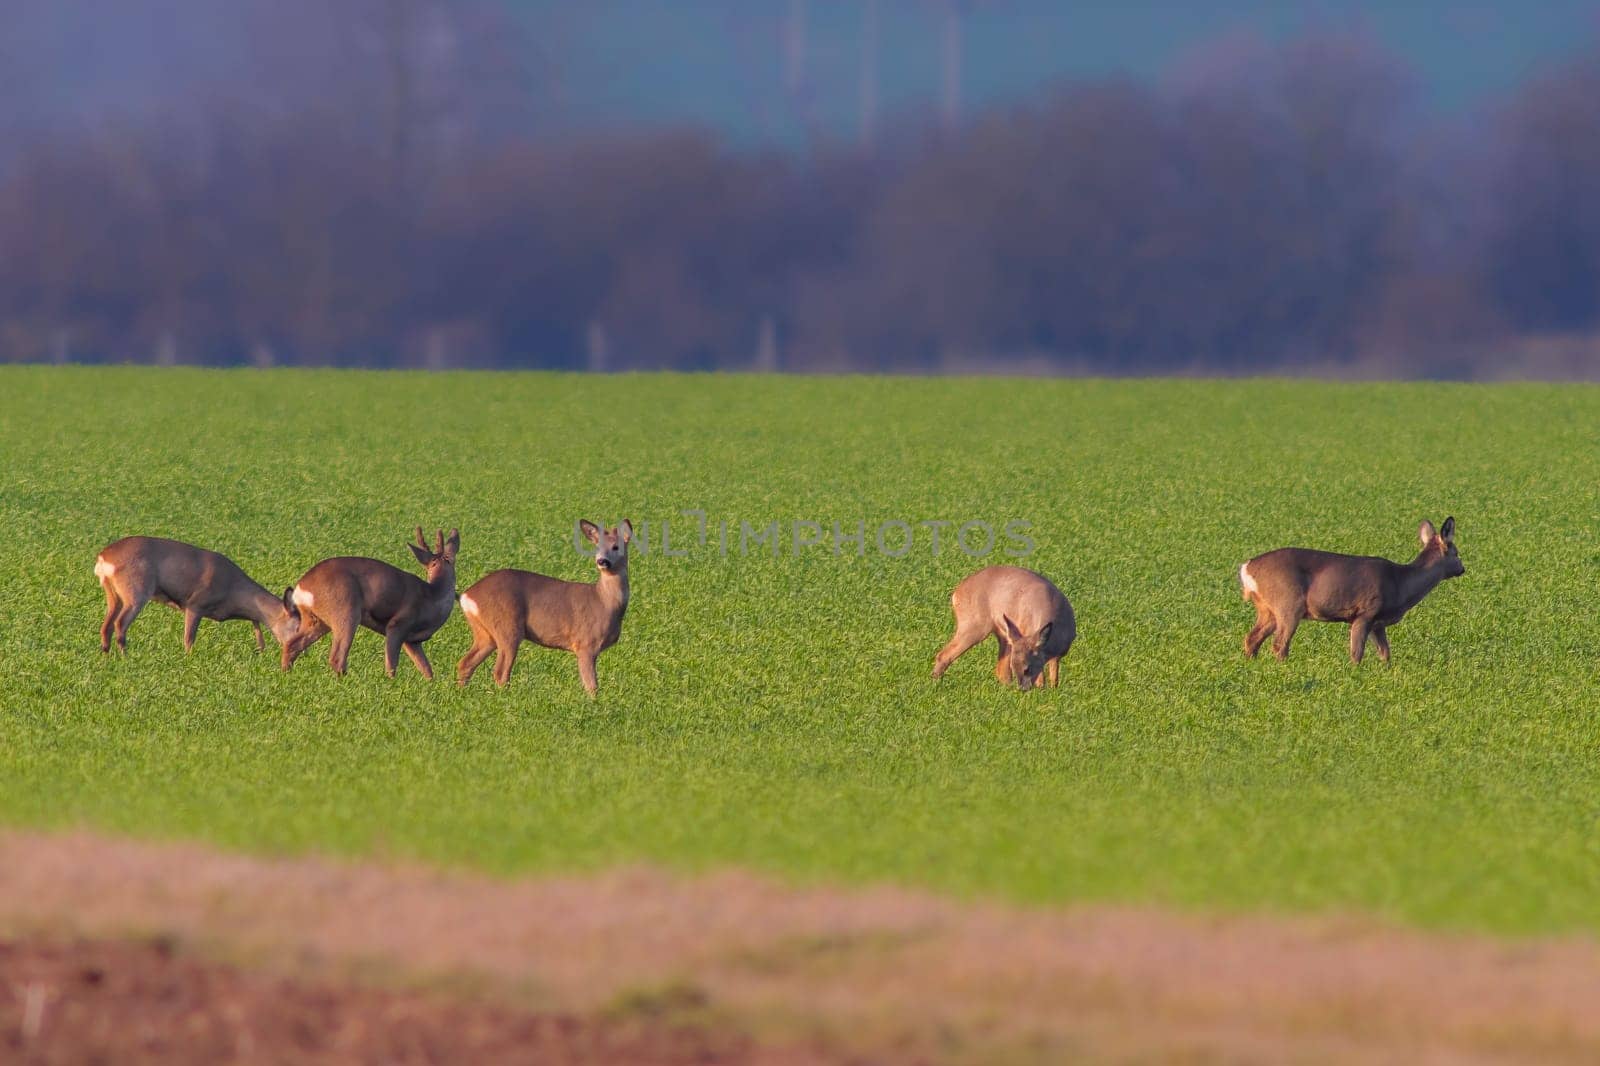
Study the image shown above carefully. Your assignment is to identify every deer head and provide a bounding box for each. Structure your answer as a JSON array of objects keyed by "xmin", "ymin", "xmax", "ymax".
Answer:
[
  {"xmin": 579, "ymin": 519, "xmax": 633, "ymax": 576},
  {"xmin": 1001, "ymin": 615, "xmax": 1054, "ymax": 690},
  {"xmin": 1417, "ymin": 516, "xmax": 1464, "ymax": 578},
  {"xmin": 408, "ymin": 526, "xmax": 460, "ymax": 587}
]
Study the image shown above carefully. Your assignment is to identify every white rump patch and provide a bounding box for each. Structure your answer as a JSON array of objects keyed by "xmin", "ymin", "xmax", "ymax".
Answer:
[
  {"xmin": 459, "ymin": 593, "xmax": 479, "ymax": 616},
  {"xmin": 93, "ymin": 557, "xmax": 115, "ymax": 582},
  {"xmin": 291, "ymin": 586, "xmax": 315, "ymax": 609},
  {"xmin": 1239, "ymin": 562, "xmax": 1259, "ymax": 596}
]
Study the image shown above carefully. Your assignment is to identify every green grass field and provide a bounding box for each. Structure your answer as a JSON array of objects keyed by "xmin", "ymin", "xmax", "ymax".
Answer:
[{"xmin": 2, "ymin": 366, "xmax": 1597, "ymax": 936}]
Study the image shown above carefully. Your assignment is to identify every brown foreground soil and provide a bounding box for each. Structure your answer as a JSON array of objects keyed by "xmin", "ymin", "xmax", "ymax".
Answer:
[
  {"xmin": 2, "ymin": 831, "xmax": 1599, "ymax": 1065},
  {"xmin": 0, "ymin": 939, "xmax": 833, "ymax": 1065}
]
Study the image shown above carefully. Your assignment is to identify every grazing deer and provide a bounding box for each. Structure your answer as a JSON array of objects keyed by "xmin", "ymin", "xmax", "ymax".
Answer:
[
  {"xmin": 932, "ymin": 565, "xmax": 1076, "ymax": 690},
  {"xmin": 281, "ymin": 528, "xmax": 459, "ymax": 678},
  {"xmin": 1240, "ymin": 517, "xmax": 1464, "ymax": 664},
  {"xmin": 456, "ymin": 520, "xmax": 632, "ymax": 695},
  {"xmin": 94, "ymin": 536, "xmax": 299, "ymax": 654}
]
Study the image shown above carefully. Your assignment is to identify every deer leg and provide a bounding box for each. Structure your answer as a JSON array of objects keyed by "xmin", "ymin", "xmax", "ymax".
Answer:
[
  {"xmin": 112, "ymin": 597, "xmax": 146, "ymax": 653},
  {"xmin": 253, "ymin": 623, "xmax": 265, "ymax": 652},
  {"xmin": 933, "ymin": 622, "xmax": 989, "ymax": 679},
  {"xmin": 1243, "ymin": 606, "xmax": 1275, "ymax": 658},
  {"xmin": 456, "ymin": 627, "xmax": 495, "ymax": 687},
  {"xmin": 402, "ymin": 641, "xmax": 433, "ymax": 680},
  {"xmin": 1270, "ymin": 607, "xmax": 1301, "ymax": 660},
  {"xmin": 993, "ymin": 636, "xmax": 1015, "ymax": 684},
  {"xmin": 327, "ymin": 621, "xmax": 356, "ymax": 676},
  {"xmin": 1046, "ymin": 656, "xmax": 1060, "ymax": 688},
  {"xmin": 383, "ymin": 624, "xmax": 407, "ymax": 678},
  {"xmin": 281, "ymin": 617, "xmax": 328, "ymax": 671},
  {"xmin": 491, "ymin": 635, "xmax": 521, "ymax": 687},
  {"xmin": 1372, "ymin": 625, "xmax": 1391, "ymax": 665},
  {"xmin": 182, "ymin": 607, "xmax": 202, "ymax": 653},
  {"xmin": 576, "ymin": 649, "xmax": 599, "ymax": 696},
  {"xmin": 1348, "ymin": 618, "xmax": 1372, "ymax": 664},
  {"xmin": 100, "ymin": 587, "xmax": 122, "ymax": 652}
]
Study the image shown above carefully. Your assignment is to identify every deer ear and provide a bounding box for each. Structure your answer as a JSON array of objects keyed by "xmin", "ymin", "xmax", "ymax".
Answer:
[
  {"xmin": 444, "ymin": 528, "xmax": 460, "ymax": 559},
  {"xmin": 1003, "ymin": 615, "xmax": 1023, "ymax": 641},
  {"xmin": 1440, "ymin": 516, "xmax": 1455, "ymax": 542},
  {"xmin": 1037, "ymin": 621, "xmax": 1052, "ymax": 644},
  {"xmin": 618, "ymin": 519, "xmax": 633, "ymax": 543},
  {"xmin": 579, "ymin": 520, "xmax": 601, "ymax": 546},
  {"xmin": 409, "ymin": 542, "xmax": 432, "ymax": 566},
  {"xmin": 1418, "ymin": 520, "xmax": 1437, "ymax": 546}
]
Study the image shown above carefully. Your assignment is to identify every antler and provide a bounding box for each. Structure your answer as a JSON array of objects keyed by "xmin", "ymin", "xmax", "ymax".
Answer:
[
  {"xmin": 435, "ymin": 529, "xmax": 445, "ymax": 555},
  {"xmin": 415, "ymin": 526, "xmax": 429, "ymax": 552}
]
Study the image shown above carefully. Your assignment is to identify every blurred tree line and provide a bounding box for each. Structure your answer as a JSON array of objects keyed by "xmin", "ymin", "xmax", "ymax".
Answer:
[{"xmin": 3, "ymin": 2, "xmax": 1599, "ymax": 377}]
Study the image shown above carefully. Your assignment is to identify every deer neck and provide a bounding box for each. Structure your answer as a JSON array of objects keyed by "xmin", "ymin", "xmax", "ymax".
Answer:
[
  {"xmin": 1393, "ymin": 551, "xmax": 1449, "ymax": 615},
  {"xmin": 243, "ymin": 582, "xmax": 290, "ymax": 627},
  {"xmin": 425, "ymin": 570, "xmax": 456, "ymax": 614},
  {"xmin": 597, "ymin": 568, "xmax": 629, "ymax": 614}
]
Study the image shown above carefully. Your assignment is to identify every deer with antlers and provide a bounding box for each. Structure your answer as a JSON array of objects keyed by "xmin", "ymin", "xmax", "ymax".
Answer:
[{"xmin": 281, "ymin": 527, "xmax": 459, "ymax": 678}]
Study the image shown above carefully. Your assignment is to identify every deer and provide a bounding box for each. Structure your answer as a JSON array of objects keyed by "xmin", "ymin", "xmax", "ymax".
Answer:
[
  {"xmin": 280, "ymin": 528, "xmax": 459, "ymax": 679},
  {"xmin": 932, "ymin": 565, "xmax": 1076, "ymax": 690},
  {"xmin": 456, "ymin": 520, "xmax": 632, "ymax": 695},
  {"xmin": 94, "ymin": 536, "xmax": 299, "ymax": 655},
  {"xmin": 1239, "ymin": 517, "xmax": 1464, "ymax": 665}
]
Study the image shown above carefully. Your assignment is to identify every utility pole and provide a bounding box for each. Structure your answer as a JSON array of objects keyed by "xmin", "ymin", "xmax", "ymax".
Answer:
[
  {"xmin": 933, "ymin": 0, "xmax": 1000, "ymax": 130},
  {"xmin": 941, "ymin": 0, "xmax": 965, "ymax": 129},
  {"xmin": 384, "ymin": 0, "xmax": 418, "ymax": 195},
  {"xmin": 785, "ymin": 0, "xmax": 809, "ymax": 101},
  {"xmin": 859, "ymin": 0, "xmax": 880, "ymax": 150}
]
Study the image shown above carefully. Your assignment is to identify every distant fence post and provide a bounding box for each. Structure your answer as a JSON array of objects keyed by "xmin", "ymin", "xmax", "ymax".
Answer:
[
  {"xmin": 755, "ymin": 314, "xmax": 780, "ymax": 372},
  {"xmin": 425, "ymin": 328, "xmax": 447, "ymax": 371},
  {"xmin": 587, "ymin": 320, "xmax": 609, "ymax": 373}
]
